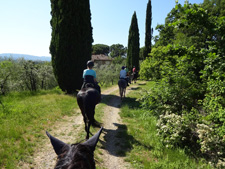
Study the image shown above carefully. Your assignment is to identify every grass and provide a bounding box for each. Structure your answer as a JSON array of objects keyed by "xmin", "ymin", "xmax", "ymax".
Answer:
[
  {"xmin": 0, "ymin": 88, "xmax": 78, "ymax": 168},
  {"xmin": 0, "ymin": 82, "xmax": 212, "ymax": 168},
  {"xmin": 118, "ymin": 81, "xmax": 211, "ymax": 169}
]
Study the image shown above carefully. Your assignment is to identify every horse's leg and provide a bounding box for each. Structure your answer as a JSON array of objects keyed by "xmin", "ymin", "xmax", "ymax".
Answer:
[
  {"xmin": 86, "ymin": 121, "xmax": 91, "ymax": 140},
  {"xmin": 92, "ymin": 108, "xmax": 100, "ymax": 127},
  {"xmin": 119, "ymin": 87, "xmax": 122, "ymax": 99},
  {"xmin": 83, "ymin": 116, "xmax": 88, "ymax": 132}
]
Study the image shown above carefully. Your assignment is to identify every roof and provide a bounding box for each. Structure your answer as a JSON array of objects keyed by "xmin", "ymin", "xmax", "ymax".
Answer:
[{"xmin": 91, "ymin": 54, "xmax": 113, "ymax": 61}]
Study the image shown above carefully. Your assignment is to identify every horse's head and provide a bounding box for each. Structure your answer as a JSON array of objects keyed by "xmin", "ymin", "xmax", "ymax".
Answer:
[{"xmin": 46, "ymin": 127, "xmax": 103, "ymax": 169}]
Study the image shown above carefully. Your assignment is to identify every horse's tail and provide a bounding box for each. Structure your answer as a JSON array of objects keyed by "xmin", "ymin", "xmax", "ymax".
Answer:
[
  {"xmin": 83, "ymin": 91, "xmax": 96, "ymax": 124},
  {"xmin": 82, "ymin": 95, "xmax": 89, "ymax": 122}
]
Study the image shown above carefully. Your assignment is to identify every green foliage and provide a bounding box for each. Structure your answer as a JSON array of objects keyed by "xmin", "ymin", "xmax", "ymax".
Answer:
[
  {"xmin": 118, "ymin": 81, "xmax": 210, "ymax": 168},
  {"xmin": 155, "ymin": 3, "xmax": 214, "ymax": 49},
  {"xmin": 139, "ymin": 46, "xmax": 169, "ymax": 80},
  {"xmin": 201, "ymin": 52, "xmax": 225, "ymax": 141},
  {"xmin": 112, "ymin": 56, "xmax": 126, "ymax": 65},
  {"xmin": 0, "ymin": 59, "xmax": 57, "ymax": 94},
  {"xmin": 92, "ymin": 44, "xmax": 109, "ymax": 55},
  {"xmin": 144, "ymin": 0, "xmax": 152, "ymax": 59},
  {"xmin": 109, "ymin": 44, "xmax": 127, "ymax": 58},
  {"xmin": 0, "ymin": 60, "xmax": 14, "ymax": 95},
  {"xmin": 157, "ymin": 113, "xmax": 190, "ymax": 148},
  {"xmin": 214, "ymin": 16, "xmax": 225, "ymax": 55},
  {"xmin": 94, "ymin": 62, "xmax": 124, "ymax": 86},
  {"xmin": 196, "ymin": 124, "xmax": 225, "ymax": 162},
  {"xmin": 140, "ymin": 2, "xmax": 225, "ymax": 166},
  {"xmin": 139, "ymin": 46, "xmax": 145, "ymax": 60},
  {"xmin": 202, "ymin": 0, "xmax": 225, "ymax": 17},
  {"xmin": 50, "ymin": 0, "xmax": 92, "ymax": 93},
  {"xmin": 127, "ymin": 12, "xmax": 140, "ymax": 72}
]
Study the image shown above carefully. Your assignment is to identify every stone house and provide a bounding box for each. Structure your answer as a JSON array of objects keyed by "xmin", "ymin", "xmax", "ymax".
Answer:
[{"xmin": 91, "ymin": 54, "xmax": 113, "ymax": 66}]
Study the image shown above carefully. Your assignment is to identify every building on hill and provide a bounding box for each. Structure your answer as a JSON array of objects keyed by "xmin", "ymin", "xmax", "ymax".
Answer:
[{"xmin": 91, "ymin": 54, "xmax": 113, "ymax": 66}]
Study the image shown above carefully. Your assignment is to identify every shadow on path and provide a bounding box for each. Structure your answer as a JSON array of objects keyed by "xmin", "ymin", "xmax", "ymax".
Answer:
[
  {"xmin": 100, "ymin": 94, "xmax": 121, "ymax": 108},
  {"xmin": 99, "ymin": 90, "xmax": 152, "ymax": 158},
  {"xmin": 99, "ymin": 123, "xmax": 152, "ymax": 157}
]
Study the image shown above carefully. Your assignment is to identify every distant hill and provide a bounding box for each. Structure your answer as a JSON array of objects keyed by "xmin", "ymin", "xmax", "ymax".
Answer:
[{"xmin": 0, "ymin": 53, "xmax": 51, "ymax": 62}]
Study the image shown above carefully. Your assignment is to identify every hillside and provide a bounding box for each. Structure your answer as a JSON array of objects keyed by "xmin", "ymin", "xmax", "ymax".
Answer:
[{"xmin": 0, "ymin": 53, "xmax": 51, "ymax": 62}]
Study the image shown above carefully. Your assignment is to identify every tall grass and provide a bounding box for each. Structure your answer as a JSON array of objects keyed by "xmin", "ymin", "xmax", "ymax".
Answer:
[
  {"xmin": 119, "ymin": 81, "xmax": 211, "ymax": 168},
  {"xmin": 0, "ymin": 88, "xmax": 78, "ymax": 168}
]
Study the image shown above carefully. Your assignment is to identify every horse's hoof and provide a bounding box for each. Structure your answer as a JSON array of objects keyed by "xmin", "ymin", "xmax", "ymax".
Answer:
[{"xmin": 92, "ymin": 121, "xmax": 101, "ymax": 127}]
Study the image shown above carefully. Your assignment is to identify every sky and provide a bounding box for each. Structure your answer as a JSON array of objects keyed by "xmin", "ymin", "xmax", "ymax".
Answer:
[{"xmin": 0, "ymin": 0, "xmax": 204, "ymax": 57}]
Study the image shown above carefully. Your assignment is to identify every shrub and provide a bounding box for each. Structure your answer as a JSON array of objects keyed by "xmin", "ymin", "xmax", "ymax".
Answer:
[
  {"xmin": 156, "ymin": 113, "xmax": 189, "ymax": 148},
  {"xmin": 196, "ymin": 123, "xmax": 225, "ymax": 167},
  {"xmin": 94, "ymin": 62, "xmax": 124, "ymax": 86}
]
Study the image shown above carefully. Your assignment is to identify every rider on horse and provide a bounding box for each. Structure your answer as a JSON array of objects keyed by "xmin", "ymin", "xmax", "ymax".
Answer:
[
  {"xmin": 81, "ymin": 60, "xmax": 101, "ymax": 95},
  {"xmin": 120, "ymin": 66, "xmax": 130, "ymax": 86},
  {"xmin": 132, "ymin": 66, "xmax": 136, "ymax": 74}
]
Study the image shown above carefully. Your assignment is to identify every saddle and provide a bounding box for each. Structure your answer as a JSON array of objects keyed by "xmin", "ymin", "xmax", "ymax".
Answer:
[{"xmin": 81, "ymin": 75, "xmax": 101, "ymax": 94}]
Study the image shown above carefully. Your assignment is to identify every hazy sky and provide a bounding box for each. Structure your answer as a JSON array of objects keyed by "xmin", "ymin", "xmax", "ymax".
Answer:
[{"xmin": 0, "ymin": 0, "xmax": 203, "ymax": 57}]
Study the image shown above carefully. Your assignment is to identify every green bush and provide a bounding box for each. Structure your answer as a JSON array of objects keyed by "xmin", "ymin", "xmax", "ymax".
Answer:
[
  {"xmin": 139, "ymin": 2, "xmax": 225, "ymax": 167},
  {"xmin": 0, "ymin": 58, "xmax": 57, "ymax": 94},
  {"xmin": 156, "ymin": 113, "xmax": 189, "ymax": 148}
]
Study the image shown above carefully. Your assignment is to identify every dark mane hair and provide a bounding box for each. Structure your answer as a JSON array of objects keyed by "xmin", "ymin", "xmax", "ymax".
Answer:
[{"xmin": 55, "ymin": 144, "xmax": 95, "ymax": 169}]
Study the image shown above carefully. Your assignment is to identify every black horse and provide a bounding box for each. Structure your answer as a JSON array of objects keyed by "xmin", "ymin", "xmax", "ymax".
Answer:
[
  {"xmin": 46, "ymin": 127, "xmax": 103, "ymax": 169},
  {"xmin": 132, "ymin": 72, "xmax": 138, "ymax": 83},
  {"xmin": 77, "ymin": 86, "xmax": 101, "ymax": 139},
  {"xmin": 118, "ymin": 79, "xmax": 127, "ymax": 100},
  {"xmin": 130, "ymin": 71, "xmax": 138, "ymax": 84}
]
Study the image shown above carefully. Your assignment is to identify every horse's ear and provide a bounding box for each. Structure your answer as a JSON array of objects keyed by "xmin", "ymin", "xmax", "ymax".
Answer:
[
  {"xmin": 82, "ymin": 127, "xmax": 103, "ymax": 151},
  {"xmin": 46, "ymin": 131, "xmax": 68, "ymax": 155}
]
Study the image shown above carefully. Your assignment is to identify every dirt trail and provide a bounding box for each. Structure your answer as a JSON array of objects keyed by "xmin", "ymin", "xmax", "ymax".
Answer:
[
  {"xmin": 19, "ymin": 85, "xmax": 133, "ymax": 169},
  {"xmin": 99, "ymin": 90, "xmax": 132, "ymax": 169}
]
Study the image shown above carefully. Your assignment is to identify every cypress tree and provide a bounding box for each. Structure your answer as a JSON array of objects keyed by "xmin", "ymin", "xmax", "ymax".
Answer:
[
  {"xmin": 50, "ymin": 0, "xmax": 93, "ymax": 93},
  {"xmin": 144, "ymin": 0, "xmax": 152, "ymax": 58},
  {"xmin": 127, "ymin": 12, "xmax": 140, "ymax": 72}
]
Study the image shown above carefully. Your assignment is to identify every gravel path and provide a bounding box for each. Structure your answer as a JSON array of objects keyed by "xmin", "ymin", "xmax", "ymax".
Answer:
[{"xmin": 19, "ymin": 85, "xmax": 134, "ymax": 169}]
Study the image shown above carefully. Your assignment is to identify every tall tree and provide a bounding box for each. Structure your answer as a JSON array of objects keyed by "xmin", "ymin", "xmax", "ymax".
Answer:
[
  {"xmin": 127, "ymin": 12, "xmax": 140, "ymax": 72},
  {"xmin": 144, "ymin": 0, "xmax": 152, "ymax": 58},
  {"xmin": 50, "ymin": 0, "xmax": 93, "ymax": 93},
  {"xmin": 139, "ymin": 46, "xmax": 145, "ymax": 60},
  {"xmin": 92, "ymin": 44, "xmax": 109, "ymax": 55},
  {"xmin": 155, "ymin": 3, "xmax": 213, "ymax": 49},
  {"xmin": 202, "ymin": 0, "xmax": 225, "ymax": 17},
  {"xmin": 109, "ymin": 44, "xmax": 127, "ymax": 58}
]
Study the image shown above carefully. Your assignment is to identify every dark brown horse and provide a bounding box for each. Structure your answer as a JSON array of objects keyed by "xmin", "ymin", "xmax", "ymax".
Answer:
[
  {"xmin": 118, "ymin": 79, "xmax": 127, "ymax": 100},
  {"xmin": 129, "ymin": 71, "xmax": 138, "ymax": 84},
  {"xmin": 46, "ymin": 127, "xmax": 103, "ymax": 169},
  {"xmin": 132, "ymin": 71, "xmax": 138, "ymax": 83},
  {"xmin": 77, "ymin": 87, "xmax": 101, "ymax": 139}
]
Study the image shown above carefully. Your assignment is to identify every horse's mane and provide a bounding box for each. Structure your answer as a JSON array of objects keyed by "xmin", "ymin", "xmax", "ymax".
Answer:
[
  {"xmin": 55, "ymin": 143, "xmax": 95, "ymax": 169},
  {"xmin": 85, "ymin": 83, "xmax": 95, "ymax": 89},
  {"xmin": 80, "ymin": 84, "xmax": 95, "ymax": 92}
]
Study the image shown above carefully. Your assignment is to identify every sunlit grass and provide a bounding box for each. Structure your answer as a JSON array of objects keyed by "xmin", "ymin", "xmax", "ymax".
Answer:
[
  {"xmin": 0, "ymin": 82, "xmax": 211, "ymax": 168},
  {"xmin": 119, "ymin": 81, "xmax": 211, "ymax": 169},
  {"xmin": 0, "ymin": 89, "xmax": 78, "ymax": 168}
]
